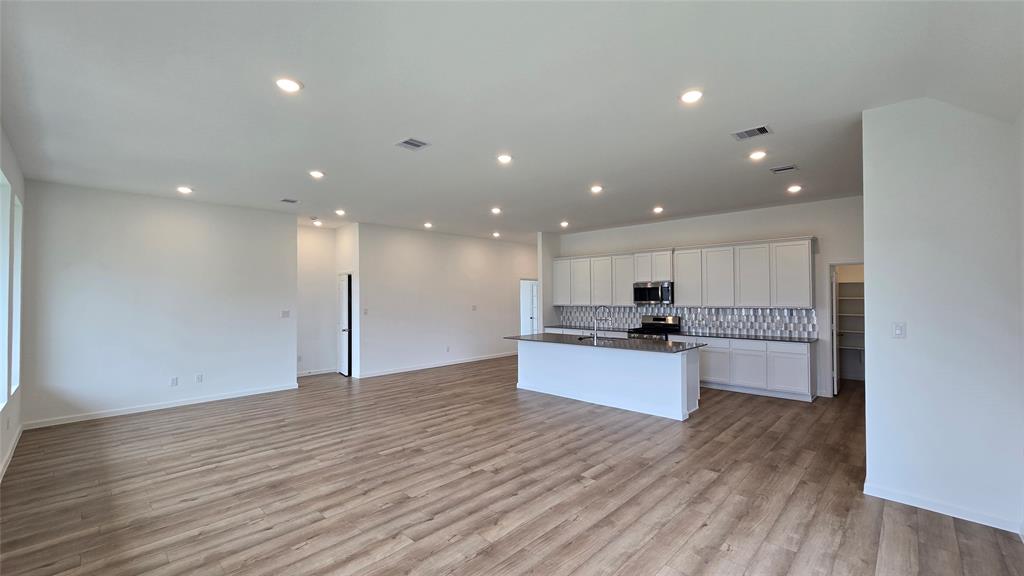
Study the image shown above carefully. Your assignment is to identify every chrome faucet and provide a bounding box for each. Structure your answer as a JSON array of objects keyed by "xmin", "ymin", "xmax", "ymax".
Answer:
[{"xmin": 593, "ymin": 306, "xmax": 611, "ymax": 344}]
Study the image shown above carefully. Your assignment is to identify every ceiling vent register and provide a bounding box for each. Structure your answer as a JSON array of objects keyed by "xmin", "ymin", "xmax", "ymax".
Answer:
[
  {"xmin": 396, "ymin": 138, "xmax": 430, "ymax": 151},
  {"xmin": 769, "ymin": 164, "xmax": 798, "ymax": 174},
  {"xmin": 731, "ymin": 125, "xmax": 772, "ymax": 141}
]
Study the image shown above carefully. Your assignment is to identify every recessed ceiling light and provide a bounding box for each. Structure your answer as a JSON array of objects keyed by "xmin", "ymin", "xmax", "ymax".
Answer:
[
  {"xmin": 497, "ymin": 154, "xmax": 513, "ymax": 165},
  {"xmin": 176, "ymin": 186, "xmax": 193, "ymax": 195},
  {"xmin": 311, "ymin": 217, "xmax": 323, "ymax": 227},
  {"xmin": 491, "ymin": 207, "xmax": 502, "ymax": 215},
  {"xmin": 653, "ymin": 206, "xmax": 664, "ymax": 214},
  {"xmin": 492, "ymin": 231, "xmax": 501, "ymax": 238},
  {"xmin": 749, "ymin": 150, "xmax": 767, "ymax": 161},
  {"xmin": 424, "ymin": 222, "xmax": 433, "ymax": 229},
  {"xmin": 335, "ymin": 209, "xmax": 346, "ymax": 216},
  {"xmin": 590, "ymin": 185, "xmax": 603, "ymax": 194},
  {"xmin": 787, "ymin": 185, "xmax": 802, "ymax": 194},
  {"xmin": 275, "ymin": 78, "xmax": 303, "ymax": 93},
  {"xmin": 680, "ymin": 90, "xmax": 703, "ymax": 104},
  {"xmin": 560, "ymin": 221, "xmax": 569, "ymax": 228},
  {"xmin": 309, "ymin": 170, "xmax": 325, "ymax": 179}
]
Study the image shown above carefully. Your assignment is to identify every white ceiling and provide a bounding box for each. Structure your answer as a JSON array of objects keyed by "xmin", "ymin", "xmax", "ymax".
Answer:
[{"xmin": 2, "ymin": 2, "xmax": 1021, "ymax": 243}]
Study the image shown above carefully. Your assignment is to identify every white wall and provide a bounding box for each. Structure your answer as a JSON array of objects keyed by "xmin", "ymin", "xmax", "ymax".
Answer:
[
  {"xmin": 537, "ymin": 232, "xmax": 560, "ymax": 330},
  {"xmin": 358, "ymin": 223, "xmax": 536, "ymax": 377},
  {"xmin": 557, "ymin": 195, "xmax": 864, "ymax": 397},
  {"xmin": 1, "ymin": 128, "xmax": 26, "ymax": 478},
  {"xmin": 23, "ymin": 181, "xmax": 298, "ymax": 427},
  {"xmin": 863, "ymin": 97, "xmax": 1024, "ymax": 532},
  {"xmin": 297, "ymin": 226, "xmax": 338, "ymax": 375}
]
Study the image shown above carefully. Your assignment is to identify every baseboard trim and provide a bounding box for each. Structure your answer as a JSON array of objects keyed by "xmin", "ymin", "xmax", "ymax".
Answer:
[
  {"xmin": 700, "ymin": 382, "xmax": 813, "ymax": 403},
  {"xmin": 360, "ymin": 352, "xmax": 516, "ymax": 379},
  {"xmin": 864, "ymin": 482, "xmax": 1020, "ymax": 533},
  {"xmin": 23, "ymin": 382, "xmax": 299, "ymax": 430},
  {"xmin": 1, "ymin": 425, "xmax": 23, "ymax": 481},
  {"xmin": 298, "ymin": 368, "xmax": 338, "ymax": 377}
]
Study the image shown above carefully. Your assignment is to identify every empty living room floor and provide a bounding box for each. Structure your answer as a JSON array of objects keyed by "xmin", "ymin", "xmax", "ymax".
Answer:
[{"xmin": 2, "ymin": 356, "xmax": 1022, "ymax": 575}]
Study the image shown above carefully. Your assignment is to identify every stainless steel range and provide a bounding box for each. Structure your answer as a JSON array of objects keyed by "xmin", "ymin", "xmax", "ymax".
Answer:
[{"xmin": 627, "ymin": 315, "xmax": 682, "ymax": 341}]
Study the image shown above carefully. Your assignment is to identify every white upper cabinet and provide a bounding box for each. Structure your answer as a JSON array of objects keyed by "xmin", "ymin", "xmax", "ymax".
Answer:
[
  {"xmin": 702, "ymin": 247, "xmax": 735, "ymax": 306},
  {"xmin": 673, "ymin": 249, "xmax": 702, "ymax": 307},
  {"xmin": 634, "ymin": 253, "xmax": 653, "ymax": 282},
  {"xmin": 652, "ymin": 251, "xmax": 672, "ymax": 281},
  {"xmin": 553, "ymin": 258, "xmax": 571, "ymax": 306},
  {"xmin": 590, "ymin": 256, "xmax": 613, "ymax": 306},
  {"xmin": 771, "ymin": 240, "xmax": 813, "ymax": 308},
  {"xmin": 612, "ymin": 254, "xmax": 635, "ymax": 307},
  {"xmin": 570, "ymin": 258, "xmax": 592, "ymax": 305},
  {"xmin": 635, "ymin": 251, "xmax": 672, "ymax": 282},
  {"xmin": 735, "ymin": 244, "xmax": 771, "ymax": 307}
]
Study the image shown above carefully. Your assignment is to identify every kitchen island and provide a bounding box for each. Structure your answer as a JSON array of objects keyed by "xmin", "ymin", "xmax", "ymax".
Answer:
[{"xmin": 505, "ymin": 333, "xmax": 705, "ymax": 421}]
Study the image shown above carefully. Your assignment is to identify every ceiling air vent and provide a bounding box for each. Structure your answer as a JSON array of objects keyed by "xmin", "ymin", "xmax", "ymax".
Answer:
[
  {"xmin": 769, "ymin": 164, "xmax": 798, "ymax": 174},
  {"xmin": 396, "ymin": 138, "xmax": 430, "ymax": 151},
  {"xmin": 280, "ymin": 198, "xmax": 299, "ymax": 204},
  {"xmin": 731, "ymin": 125, "xmax": 773, "ymax": 141}
]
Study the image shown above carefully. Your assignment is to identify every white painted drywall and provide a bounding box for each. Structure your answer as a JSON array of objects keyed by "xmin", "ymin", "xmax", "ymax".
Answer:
[
  {"xmin": 556, "ymin": 196, "xmax": 864, "ymax": 398},
  {"xmin": 1, "ymin": 127, "xmax": 26, "ymax": 478},
  {"xmin": 863, "ymin": 98, "xmax": 1023, "ymax": 532},
  {"xmin": 537, "ymin": 232, "xmax": 560, "ymax": 331},
  {"xmin": 357, "ymin": 223, "xmax": 536, "ymax": 377},
  {"xmin": 22, "ymin": 181, "xmax": 298, "ymax": 427},
  {"xmin": 335, "ymin": 222, "xmax": 360, "ymax": 377},
  {"xmin": 297, "ymin": 226, "xmax": 338, "ymax": 375}
]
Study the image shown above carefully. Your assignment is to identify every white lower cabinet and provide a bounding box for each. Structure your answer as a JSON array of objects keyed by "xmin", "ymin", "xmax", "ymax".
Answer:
[
  {"xmin": 670, "ymin": 336, "xmax": 813, "ymax": 401},
  {"xmin": 697, "ymin": 338, "xmax": 731, "ymax": 384},
  {"xmin": 729, "ymin": 340, "xmax": 767, "ymax": 389},
  {"xmin": 767, "ymin": 342, "xmax": 811, "ymax": 394}
]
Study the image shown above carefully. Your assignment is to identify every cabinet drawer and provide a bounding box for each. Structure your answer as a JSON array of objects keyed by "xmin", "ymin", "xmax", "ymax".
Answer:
[
  {"xmin": 730, "ymin": 339, "xmax": 767, "ymax": 352},
  {"xmin": 767, "ymin": 341, "xmax": 809, "ymax": 354}
]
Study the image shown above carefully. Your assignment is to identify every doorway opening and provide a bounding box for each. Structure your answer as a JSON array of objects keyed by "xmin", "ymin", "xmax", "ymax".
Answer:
[
  {"xmin": 519, "ymin": 279, "xmax": 539, "ymax": 335},
  {"xmin": 338, "ymin": 273, "xmax": 352, "ymax": 377},
  {"xmin": 831, "ymin": 263, "xmax": 864, "ymax": 395}
]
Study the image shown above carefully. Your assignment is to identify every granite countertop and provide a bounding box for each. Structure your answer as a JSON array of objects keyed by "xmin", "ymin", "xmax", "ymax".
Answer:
[
  {"xmin": 544, "ymin": 324, "xmax": 636, "ymax": 332},
  {"xmin": 506, "ymin": 333, "xmax": 706, "ymax": 354},
  {"xmin": 675, "ymin": 330, "xmax": 818, "ymax": 344}
]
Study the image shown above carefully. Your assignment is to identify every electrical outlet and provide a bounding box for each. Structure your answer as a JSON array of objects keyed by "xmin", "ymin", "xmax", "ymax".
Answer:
[
  {"xmin": 195, "ymin": 373, "xmax": 204, "ymax": 385},
  {"xmin": 471, "ymin": 305, "xmax": 477, "ymax": 311},
  {"xmin": 170, "ymin": 376, "xmax": 179, "ymax": 387},
  {"xmin": 446, "ymin": 345, "xmax": 450, "ymax": 353},
  {"xmin": 281, "ymin": 310, "xmax": 291, "ymax": 319},
  {"xmin": 297, "ymin": 355, "xmax": 303, "ymax": 363},
  {"xmin": 363, "ymin": 308, "xmax": 369, "ymax": 316}
]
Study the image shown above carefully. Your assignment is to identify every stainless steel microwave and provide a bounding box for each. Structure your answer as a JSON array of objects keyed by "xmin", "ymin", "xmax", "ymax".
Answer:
[{"xmin": 633, "ymin": 281, "xmax": 673, "ymax": 305}]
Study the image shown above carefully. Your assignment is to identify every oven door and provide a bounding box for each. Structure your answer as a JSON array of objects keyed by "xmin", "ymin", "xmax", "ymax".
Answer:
[{"xmin": 633, "ymin": 282, "xmax": 672, "ymax": 304}]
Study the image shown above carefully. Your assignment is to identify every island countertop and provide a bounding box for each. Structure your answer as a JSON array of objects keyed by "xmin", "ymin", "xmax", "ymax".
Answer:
[{"xmin": 506, "ymin": 333, "xmax": 706, "ymax": 354}]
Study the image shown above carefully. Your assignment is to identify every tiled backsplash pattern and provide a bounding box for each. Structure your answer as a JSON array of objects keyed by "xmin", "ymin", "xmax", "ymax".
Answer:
[{"xmin": 558, "ymin": 306, "xmax": 818, "ymax": 338}]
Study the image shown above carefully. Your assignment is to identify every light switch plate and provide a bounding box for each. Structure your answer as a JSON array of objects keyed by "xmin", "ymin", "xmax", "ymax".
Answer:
[{"xmin": 892, "ymin": 322, "xmax": 906, "ymax": 339}]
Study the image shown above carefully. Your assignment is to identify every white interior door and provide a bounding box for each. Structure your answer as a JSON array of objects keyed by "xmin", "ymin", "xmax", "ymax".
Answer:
[
  {"xmin": 338, "ymin": 274, "xmax": 351, "ymax": 376},
  {"xmin": 520, "ymin": 280, "xmax": 539, "ymax": 334},
  {"xmin": 831, "ymin": 267, "xmax": 840, "ymax": 395}
]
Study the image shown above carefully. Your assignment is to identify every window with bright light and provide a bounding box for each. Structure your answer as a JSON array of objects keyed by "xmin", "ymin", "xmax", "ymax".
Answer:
[
  {"xmin": 0, "ymin": 175, "xmax": 9, "ymax": 408},
  {"xmin": 11, "ymin": 196, "xmax": 22, "ymax": 394}
]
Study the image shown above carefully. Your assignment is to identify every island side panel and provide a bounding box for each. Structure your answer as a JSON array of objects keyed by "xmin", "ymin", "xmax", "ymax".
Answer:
[
  {"xmin": 685, "ymin": 349, "xmax": 700, "ymax": 415},
  {"xmin": 515, "ymin": 340, "xmax": 687, "ymax": 421}
]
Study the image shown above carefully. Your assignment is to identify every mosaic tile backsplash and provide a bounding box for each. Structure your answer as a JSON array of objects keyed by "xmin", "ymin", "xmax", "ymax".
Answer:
[{"xmin": 558, "ymin": 306, "xmax": 818, "ymax": 339}]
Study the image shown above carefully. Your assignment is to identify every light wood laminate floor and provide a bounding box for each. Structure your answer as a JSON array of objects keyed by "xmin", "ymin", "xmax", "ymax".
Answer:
[{"xmin": 2, "ymin": 356, "xmax": 1022, "ymax": 575}]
